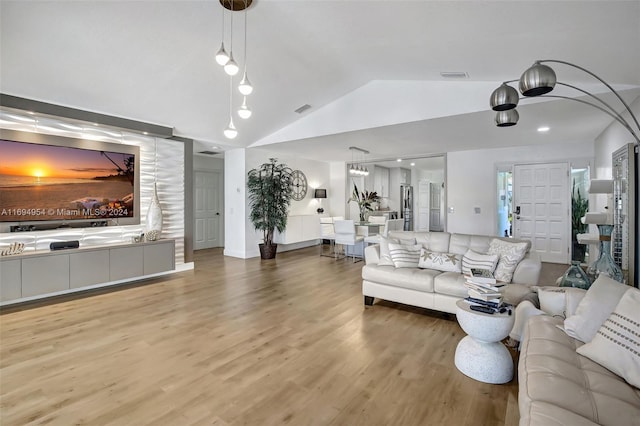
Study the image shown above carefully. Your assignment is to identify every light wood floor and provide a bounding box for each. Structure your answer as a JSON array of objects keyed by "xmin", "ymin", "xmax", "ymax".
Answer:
[{"xmin": 1, "ymin": 247, "xmax": 520, "ymax": 426}]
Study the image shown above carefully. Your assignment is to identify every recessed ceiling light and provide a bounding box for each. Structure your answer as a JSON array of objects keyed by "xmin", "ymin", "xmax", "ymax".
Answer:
[
  {"xmin": 397, "ymin": 158, "xmax": 402, "ymax": 162},
  {"xmin": 440, "ymin": 71, "xmax": 469, "ymax": 79},
  {"xmin": 211, "ymin": 145, "xmax": 220, "ymax": 150},
  {"xmin": 537, "ymin": 126, "xmax": 550, "ymax": 132},
  {"xmin": 93, "ymin": 123, "xmax": 99, "ymax": 126},
  {"xmin": 410, "ymin": 162, "xmax": 415, "ymax": 167},
  {"xmin": 143, "ymin": 131, "xmax": 148, "ymax": 135}
]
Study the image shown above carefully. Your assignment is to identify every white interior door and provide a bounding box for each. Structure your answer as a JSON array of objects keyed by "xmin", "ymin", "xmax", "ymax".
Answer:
[
  {"xmin": 513, "ymin": 163, "xmax": 570, "ymax": 263},
  {"xmin": 417, "ymin": 180, "xmax": 430, "ymax": 231},
  {"xmin": 429, "ymin": 183, "xmax": 443, "ymax": 231},
  {"xmin": 194, "ymin": 171, "xmax": 222, "ymax": 250}
]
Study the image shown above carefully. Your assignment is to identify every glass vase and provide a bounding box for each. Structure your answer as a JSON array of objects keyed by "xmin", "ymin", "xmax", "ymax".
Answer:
[
  {"xmin": 559, "ymin": 261, "xmax": 591, "ymax": 290},
  {"xmin": 587, "ymin": 224, "xmax": 624, "ymax": 283}
]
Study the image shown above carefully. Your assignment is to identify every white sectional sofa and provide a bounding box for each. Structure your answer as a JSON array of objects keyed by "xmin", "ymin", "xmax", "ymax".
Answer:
[
  {"xmin": 362, "ymin": 230, "xmax": 542, "ymax": 314},
  {"xmin": 518, "ymin": 277, "xmax": 640, "ymax": 425}
]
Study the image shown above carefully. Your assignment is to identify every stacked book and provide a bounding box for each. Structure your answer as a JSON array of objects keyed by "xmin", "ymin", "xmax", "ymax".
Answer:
[{"xmin": 464, "ymin": 268, "xmax": 504, "ymax": 310}]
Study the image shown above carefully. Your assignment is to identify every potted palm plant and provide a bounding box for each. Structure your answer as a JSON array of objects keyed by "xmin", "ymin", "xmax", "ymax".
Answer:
[
  {"xmin": 349, "ymin": 183, "xmax": 380, "ymax": 222},
  {"xmin": 247, "ymin": 158, "xmax": 293, "ymax": 259}
]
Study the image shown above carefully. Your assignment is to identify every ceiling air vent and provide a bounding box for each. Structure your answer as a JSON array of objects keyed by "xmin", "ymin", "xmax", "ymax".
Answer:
[
  {"xmin": 440, "ymin": 71, "xmax": 469, "ymax": 79},
  {"xmin": 294, "ymin": 104, "xmax": 312, "ymax": 114},
  {"xmin": 198, "ymin": 150, "xmax": 221, "ymax": 155}
]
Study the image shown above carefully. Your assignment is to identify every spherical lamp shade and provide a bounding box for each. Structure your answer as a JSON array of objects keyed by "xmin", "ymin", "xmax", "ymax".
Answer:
[
  {"xmin": 237, "ymin": 97, "xmax": 252, "ymax": 119},
  {"xmin": 215, "ymin": 43, "xmax": 230, "ymax": 66},
  {"xmin": 490, "ymin": 83, "xmax": 519, "ymax": 111},
  {"xmin": 224, "ymin": 118, "xmax": 238, "ymax": 139},
  {"xmin": 519, "ymin": 63, "xmax": 557, "ymax": 97},
  {"xmin": 238, "ymin": 71, "xmax": 253, "ymax": 95},
  {"xmin": 495, "ymin": 109, "xmax": 519, "ymax": 127},
  {"xmin": 224, "ymin": 56, "xmax": 240, "ymax": 76}
]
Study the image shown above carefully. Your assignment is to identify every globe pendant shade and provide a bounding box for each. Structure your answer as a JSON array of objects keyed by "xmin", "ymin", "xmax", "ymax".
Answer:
[
  {"xmin": 224, "ymin": 56, "xmax": 239, "ymax": 76},
  {"xmin": 238, "ymin": 71, "xmax": 253, "ymax": 95},
  {"xmin": 519, "ymin": 63, "xmax": 557, "ymax": 97},
  {"xmin": 215, "ymin": 43, "xmax": 229, "ymax": 66},
  {"xmin": 490, "ymin": 83, "xmax": 519, "ymax": 111},
  {"xmin": 237, "ymin": 97, "xmax": 252, "ymax": 119},
  {"xmin": 224, "ymin": 118, "xmax": 238, "ymax": 139},
  {"xmin": 495, "ymin": 109, "xmax": 519, "ymax": 127}
]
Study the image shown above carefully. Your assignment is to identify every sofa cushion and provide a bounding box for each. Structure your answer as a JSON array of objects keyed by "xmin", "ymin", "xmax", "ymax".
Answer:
[
  {"xmin": 563, "ymin": 274, "xmax": 630, "ymax": 343},
  {"xmin": 418, "ymin": 248, "xmax": 462, "ymax": 273},
  {"xmin": 362, "ymin": 264, "xmax": 438, "ymax": 293},
  {"xmin": 519, "ymin": 315, "xmax": 640, "ymax": 426},
  {"xmin": 449, "ymin": 233, "xmax": 492, "ymax": 256},
  {"xmin": 577, "ymin": 287, "xmax": 640, "ymax": 388},
  {"xmin": 461, "ymin": 249, "xmax": 499, "ymax": 275},
  {"xmin": 414, "ymin": 232, "xmax": 451, "ymax": 252},
  {"xmin": 388, "ymin": 243, "xmax": 421, "ymax": 268},
  {"xmin": 488, "ymin": 239, "xmax": 529, "ymax": 283},
  {"xmin": 433, "ymin": 272, "xmax": 468, "ymax": 298}
]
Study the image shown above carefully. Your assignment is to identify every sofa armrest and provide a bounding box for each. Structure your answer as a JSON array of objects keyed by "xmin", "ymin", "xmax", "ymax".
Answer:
[
  {"xmin": 365, "ymin": 244, "xmax": 380, "ymax": 265},
  {"xmin": 512, "ymin": 254, "xmax": 542, "ymax": 286}
]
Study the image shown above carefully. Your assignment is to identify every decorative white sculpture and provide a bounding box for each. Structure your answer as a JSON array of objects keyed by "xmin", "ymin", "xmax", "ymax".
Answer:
[{"xmin": 145, "ymin": 183, "xmax": 163, "ymax": 240}]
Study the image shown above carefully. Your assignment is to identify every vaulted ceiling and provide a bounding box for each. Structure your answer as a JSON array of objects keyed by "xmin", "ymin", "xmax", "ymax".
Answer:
[{"xmin": 1, "ymin": 1, "xmax": 639, "ymax": 162}]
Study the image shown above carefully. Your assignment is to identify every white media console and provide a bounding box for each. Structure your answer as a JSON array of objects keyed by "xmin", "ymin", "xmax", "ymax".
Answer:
[{"xmin": 0, "ymin": 239, "xmax": 175, "ymax": 305}]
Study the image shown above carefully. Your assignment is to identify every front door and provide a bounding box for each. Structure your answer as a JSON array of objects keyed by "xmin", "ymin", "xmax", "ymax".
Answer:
[
  {"xmin": 194, "ymin": 171, "xmax": 222, "ymax": 250},
  {"xmin": 513, "ymin": 163, "xmax": 570, "ymax": 264}
]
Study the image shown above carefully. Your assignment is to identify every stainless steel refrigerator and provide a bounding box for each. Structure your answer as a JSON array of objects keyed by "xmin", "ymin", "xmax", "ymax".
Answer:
[{"xmin": 400, "ymin": 184, "xmax": 413, "ymax": 231}]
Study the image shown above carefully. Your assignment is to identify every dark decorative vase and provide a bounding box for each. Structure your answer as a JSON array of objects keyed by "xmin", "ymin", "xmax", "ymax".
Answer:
[
  {"xmin": 559, "ymin": 261, "xmax": 591, "ymax": 290},
  {"xmin": 587, "ymin": 224, "xmax": 624, "ymax": 283},
  {"xmin": 259, "ymin": 243, "xmax": 278, "ymax": 259}
]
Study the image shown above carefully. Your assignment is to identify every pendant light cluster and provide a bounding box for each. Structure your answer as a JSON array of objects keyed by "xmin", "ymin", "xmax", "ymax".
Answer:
[
  {"xmin": 216, "ymin": 0, "xmax": 253, "ymax": 139},
  {"xmin": 349, "ymin": 146, "xmax": 370, "ymax": 176}
]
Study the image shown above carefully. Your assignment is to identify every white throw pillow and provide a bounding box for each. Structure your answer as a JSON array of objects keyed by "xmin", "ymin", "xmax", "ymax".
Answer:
[
  {"xmin": 538, "ymin": 287, "xmax": 568, "ymax": 317},
  {"xmin": 488, "ymin": 239, "xmax": 528, "ymax": 283},
  {"xmin": 378, "ymin": 236, "xmax": 416, "ymax": 266},
  {"xmin": 577, "ymin": 288, "xmax": 640, "ymax": 388},
  {"xmin": 563, "ymin": 274, "xmax": 630, "ymax": 343},
  {"xmin": 461, "ymin": 249, "xmax": 499, "ymax": 276},
  {"xmin": 388, "ymin": 243, "xmax": 421, "ymax": 268},
  {"xmin": 378, "ymin": 236, "xmax": 399, "ymax": 266},
  {"xmin": 418, "ymin": 247, "xmax": 462, "ymax": 272},
  {"xmin": 418, "ymin": 248, "xmax": 462, "ymax": 273}
]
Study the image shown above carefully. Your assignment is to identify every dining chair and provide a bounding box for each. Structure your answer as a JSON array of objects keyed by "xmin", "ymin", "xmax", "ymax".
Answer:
[
  {"xmin": 333, "ymin": 219, "xmax": 365, "ymax": 262},
  {"xmin": 319, "ymin": 217, "xmax": 336, "ymax": 257}
]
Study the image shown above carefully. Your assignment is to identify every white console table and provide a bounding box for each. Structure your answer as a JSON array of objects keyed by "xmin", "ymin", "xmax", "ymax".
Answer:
[
  {"xmin": 0, "ymin": 239, "xmax": 175, "ymax": 305},
  {"xmin": 274, "ymin": 215, "xmax": 321, "ymax": 244}
]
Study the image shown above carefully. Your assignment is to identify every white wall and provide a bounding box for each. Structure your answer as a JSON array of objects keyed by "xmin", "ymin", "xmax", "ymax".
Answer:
[
  {"xmin": 223, "ymin": 148, "xmax": 249, "ymax": 258},
  {"xmin": 593, "ymin": 96, "xmax": 640, "ymax": 212},
  {"xmin": 225, "ymin": 147, "xmax": 333, "ymax": 258},
  {"xmin": 447, "ymin": 142, "xmax": 594, "ymax": 236}
]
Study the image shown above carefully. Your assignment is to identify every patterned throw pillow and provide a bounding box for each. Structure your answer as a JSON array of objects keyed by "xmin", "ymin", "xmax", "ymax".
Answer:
[
  {"xmin": 487, "ymin": 239, "xmax": 528, "ymax": 283},
  {"xmin": 378, "ymin": 236, "xmax": 416, "ymax": 266},
  {"xmin": 388, "ymin": 243, "xmax": 421, "ymax": 268},
  {"xmin": 418, "ymin": 248, "xmax": 462, "ymax": 273},
  {"xmin": 461, "ymin": 249, "xmax": 499, "ymax": 276},
  {"xmin": 577, "ymin": 288, "xmax": 640, "ymax": 388}
]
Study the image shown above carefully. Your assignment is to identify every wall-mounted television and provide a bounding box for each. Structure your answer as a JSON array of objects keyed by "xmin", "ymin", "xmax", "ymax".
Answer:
[{"xmin": 0, "ymin": 129, "xmax": 140, "ymax": 232}]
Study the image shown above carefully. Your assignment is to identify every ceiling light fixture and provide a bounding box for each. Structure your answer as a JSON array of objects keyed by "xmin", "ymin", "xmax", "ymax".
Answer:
[
  {"xmin": 237, "ymin": 96, "xmax": 252, "ymax": 119},
  {"xmin": 396, "ymin": 158, "xmax": 402, "ymax": 162},
  {"xmin": 223, "ymin": 10, "xmax": 239, "ymax": 76},
  {"xmin": 238, "ymin": 0, "xmax": 253, "ymax": 96},
  {"xmin": 215, "ymin": 7, "xmax": 229, "ymax": 66},
  {"xmin": 537, "ymin": 126, "xmax": 550, "ymax": 132},
  {"xmin": 490, "ymin": 60, "xmax": 639, "ymax": 146},
  {"xmin": 224, "ymin": 77, "xmax": 237, "ymax": 139},
  {"xmin": 218, "ymin": 0, "xmax": 253, "ymax": 138},
  {"xmin": 349, "ymin": 146, "xmax": 370, "ymax": 176}
]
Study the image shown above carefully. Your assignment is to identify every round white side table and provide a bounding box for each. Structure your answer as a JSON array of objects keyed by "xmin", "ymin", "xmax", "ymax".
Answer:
[{"xmin": 454, "ymin": 300, "xmax": 515, "ymax": 384}]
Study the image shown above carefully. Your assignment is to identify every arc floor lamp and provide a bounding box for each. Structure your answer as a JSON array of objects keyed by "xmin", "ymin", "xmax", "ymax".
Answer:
[{"xmin": 489, "ymin": 60, "xmax": 639, "ymax": 288}]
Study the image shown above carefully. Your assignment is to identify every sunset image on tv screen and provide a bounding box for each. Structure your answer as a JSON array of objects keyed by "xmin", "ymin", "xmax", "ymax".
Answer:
[{"xmin": 0, "ymin": 139, "xmax": 135, "ymax": 222}]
